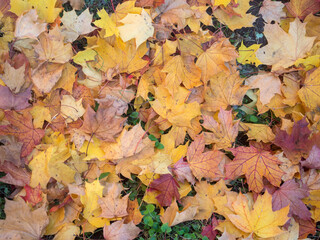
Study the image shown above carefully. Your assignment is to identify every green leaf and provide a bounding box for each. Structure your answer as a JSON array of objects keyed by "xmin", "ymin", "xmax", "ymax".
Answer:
[
  {"xmin": 144, "ymin": 216, "xmax": 154, "ymax": 227},
  {"xmin": 155, "ymin": 141, "xmax": 164, "ymax": 149},
  {"xmin": 249, "ymin": 115, "xmax": 259, "ymax": 123},
  {"xmin": 161, "ymin": 223, "xmax": 172, "ymax": 233},
  {"xmin": 98, "ymin": 172, "xmax": 110, "ymax": 180},
  {"xmin": 145, "ymin": 204, "xmax": 155, "ymax": 213},
  {"xmin": 148, "ymin": 134, "xmax": 158, "ymax": 141},
  {"xmin": 130, "ymin": 111, "xmax": 139, "ymax": 118}
]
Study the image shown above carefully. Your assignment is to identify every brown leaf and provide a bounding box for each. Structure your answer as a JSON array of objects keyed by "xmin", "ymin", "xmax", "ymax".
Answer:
[
  {"xmin": 149, "ymin": 174, "xmax": 180, "ymax": 207},
  {"xmin": 171, "ymin": 157, "xmax": 195, "ymax": 184},
  {"xmin": 285, "ymin": 0, "xmax": 320, "ymax": 20},
  {"xmin": 103, "ymin": 220, "xmax": 141, "ymax": 240},
  {"xmin": 80, "ymin": 105, "xmax": 126, "ymax": 142},
  {"xmin": 226, "ymin": 142, "xmax": 284, "ymax": 193},
  {"xmin": 0, "ymin": 111, "xmax": 45, "ymax": 158},
  {"xmin": 187, "ymin": 134, "xmax": 224, "ymax": 180},
  {"xmin": 273, "ymin": 118, "xmax": 313, "ymax": 163},
  {"xmin": 301, "ymin": 145, "xmax": 320, "ymax": 169},
  {"xmin": 98, "ymin": 183, "xmax": 129, "ymax": 219},
  {"xmin": 0, "ymin": 86, "xmax": 31, "ymax": 110},
  {"xmin": 0, "ymin": 197, "xmax": 49, "ymax": 239},
  {"xmin": 271, "ymin": 179, "xmax": 311, "ymax": 220},
  {"xmin": 0, "ymin": 161, "xmax": 30, "ymax": 187},
  {"xmin": 124, "ymin": 199, "xmax": 143, "ymax": 225}
]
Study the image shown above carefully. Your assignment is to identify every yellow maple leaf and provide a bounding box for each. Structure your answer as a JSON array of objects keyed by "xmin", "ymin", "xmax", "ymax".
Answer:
[
  {"xmin": 118, "ymin": 9, "xmax": 154, "ymax": 48},
  {"xmin": 228, "ymin": 192, "xmax": 289, "ymax": 238},
  {"xmin": 256, "ymin": 18, "xmax": 315, "ymax": 71},
  {"xmin": 213, "ymin": 0, "xmax": 256, "ymax": 30},
  {"xmin": 203, "ymin": 71, "xmax": 249, "ymax": 112},
  {"xmin": 196, "ymin": 38, "xmax": 238, "ymax": 82},
  {"xmin": 94, "ymin": 9, "xmax": 119, "ymax": 38},
  {"xmin": 298, "ymin": 66, "xmax": 320, "ymax": 111},
  {"xmin": 237, "ymin": 42, "xmax": 262, "ymax": 66},
  {"xmin": 162, "ymin": 55, "xmax": 202, "ymax": 95},
  {"xmin": 150, "ymin": 85, "xmax": 201, "ymax": 128},
  {"xmin": 10, "ymin": 0, "xmax": 61, "ymax": 23},
  {"xmin": 202, "ymin": 109, "xmax": 240, "ymax": 149}
]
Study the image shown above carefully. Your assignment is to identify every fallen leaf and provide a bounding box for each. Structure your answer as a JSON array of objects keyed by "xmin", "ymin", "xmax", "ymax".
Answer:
[
  {"xmin": 98, "ymin": 183, "xmax": 129, "ymax": 219},
  {"xmin": 60, "ymin": 95, "xmax": 85, "ymax": 123},
  {"xmin": 160, "ymin": 201, "xmax": 198, "ymax": 226},
  {"xmin": 171, "ymin": 157, "xmax": 195, "ymax": 184},
  {"xmin": 60, "ymin": 9, "xmax": 96, "ymax": 42},
  {"xmin": 0, "ymin": 85, "xmax": 31, "ymax": 110},
  {"xmin": 202, "ymin": 108, "xmax": 239, "ymax": 149},
  {"xmin": 0, "ymin": 110, "xmax": 45, "ymax": 158},
  {"xmin": 0, "ymin": 197, "xmax": 49, "ymax": 239},
  {"xmin": 298, "ymin": 65, "xmax": 320, "ymax": 111},
  {"xmin": 21, "ymin": 184, "xmax": 43, "ymax": 207},
  {"xmin": 187, "ymin": 134, "xmax": 225, "ymax": 180},
  {"xmin": 256, "ymin": 18, "xmax": 315, "ymax": 71},
  {"xmin": 259, "ymin": 0, "xmax": 285, "ymax": 23},
  {"xmin": 301, "ymin": 145, "xmax": 320, "ymax": 169},
  {"xmin": 80, "ymin": 105, "xmax": 126, "ymax": 142},
  {"xmin": 14, "ymin": 9, "xmax": 46, "ymax": 39},
  {"xmin": 196, "ymin": 38, "xmax": 238, "ymax": 82},
  {"xmin": 271, "ymin": 179, "xmax": 311, "ymax": 220},
  {"xmin": 149, "ymin": 174, "xmax": 180, "ymax": 207},
  {"xmin": 226, "ymin": 143, "xmax": 284, "ymax": 193},
  {"xmin": 245, "ymin": 72, "xmax": 282, "ymax": 105},
  {"xmin": 118, "ymin": 9, "xmax": 154, "ymax": 47},
  {"xmin": 203, "ymin": 71, "xmax": 249, "ymax": 112},
  {"xmin": 103, "ymin": 220, "xmax": 141, "ymax": 240},
  {"xmin": 285, "ymin": 0, "xmax": 320, "ymax": 20},
  {"xmin": 228, "ymin": 191, "xmax": 289, "ymax": 238},
  {"xmin": 0, "ymin": 61, "xmax": 26, "ymax": 94},
  {"xmin": 273, "ymin": 118, "xmax": 313, "ymax": 163}
]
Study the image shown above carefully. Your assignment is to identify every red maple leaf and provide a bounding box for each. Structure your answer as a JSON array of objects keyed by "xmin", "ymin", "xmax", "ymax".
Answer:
[
  {"xmin": 270, "ymin": 179, "xmax": 311, "ymax": 220},
  {"xmin": 273, "ymin": 118, "xmax": 313, "ymax": 163},
  {"xmin": 149, "ymin": 174, "xmax": 180, "ymax": 207},
  {"xmin": 0, "ymin": 111, "xmax": 45, "ymax": 159},
  {"xmin": 21, "ymin": 185, "xmax": 43, "ymax": 206}
]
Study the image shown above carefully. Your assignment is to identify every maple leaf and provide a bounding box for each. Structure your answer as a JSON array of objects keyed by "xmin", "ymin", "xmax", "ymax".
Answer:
[
  {"xmin": 118, "ymin": 9, "xmax": 154, "ymax": 47},
  {"xmin": 10, "ymin": 0, "xmax": 61, "ymax": 23},
  {"xmin": 187, "ymin": 134, "xmax": 225, "ymax": 180},
  {"xmin": 160, "ymin": 201, "xmax": 198, "ymax": 226},
  {"xmin": 245, "ymin": 72, "xmax": 281, "ymax": 105},
  {"xmin": 0, "ymin": 85, "xmax": 31, "ymax": 110},
  {"xmin": 201, "ymin": 217, "xmax": 219, "ymax": 240},
  {"xmin": 80, "ymin": 105, "xmax": 126, "ymax": 142},
  {"xmin": 149, "ymin": 174, "xmax": 180, "ymax": 207},
  {"xmin": 213, "ymin": 0, "xmax": 257, "ymax": 30},
  {"xmin": 270, "ymin": 179, "xmax": 311, "ymax": 220},
  {"xmin": 171, "ymin": 157, "xmax": 195, "ymax": 184},
  {"xmin": 203, "ymin": 71, "xmax": 249, "ymax": 112},
  {"xmin": 273, "ymin": 118, "xmax": 312, "ymax": 163},
  {"xmin": 237, "ymin": 42, "xmax": 262, "ymax": 66},
  {"xmin": 0, "ymin": 197, "xmax": 49, "ymax": 239},
  {"xmin": 196, "ymin": 38, "xmax": 238, "ymax": 82},
  {"xmin": 0, "ymin": 110, "xmax": 45, "ymax": 158},
  {"xmin": 298, "ymin": 66, "xmax": 320, "ymax": 111},
  {"xmin": 98, "ymin": 183, "xmax": 129, "ymax": 219},
  {"xmin": 228, "ymin": 191, "xmax": 289, "ymax": 238},
  {"xmin": 162, "ymin": 55, "xmax": 202, "ymax": 95},
  {"xmin": 240, "ymin": 122, "xmax": 275, "ymax": 143},
  {"xmin": 285, "ymin": 0, "xmax": 320, "ymax": 20},
  {"xmin": 150, "ymin": 85, "xmax": 201, "ymax": 128},
  {"xmin": 0, "ymin": 61, "xmax": 26, "ymax": 94},
  {"xmin": 202, "ymin": 108, "xmax": 239, "ymax": 149},
  {"xmin": 301, "ymin": 145, "xmax": 320, "ymax": 169},
  {"xmin": 226, "ymin": 143, "xmax": 284, "ymax": 193},
  {"xmin": 14, "ymin": 9, "xmax": 47, "ymax": 39},
  {"xmin": 103, "ymin": 220, "xmax": 141, "ymax": 240},
  {"xmin": 60, "ymin": 9, "xmax": 96, "ymax": 42},
  {"xmin": 256, "ymin": 18, "xmax": 315, "ymax": 71},
  {"xmin": 0, "ymin": 161, "xmax": 30, "ymax": 187},
  {"xmin": 21, "ymin": 184, "xmax": 43, "ymax": 207},
  {"xmin": 94, "ymin": 9, "xmax": 119, "ymax": 38},
  {"xmin": 259, "ymin": 0, "xmax": 285, "ymax": 23}
]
